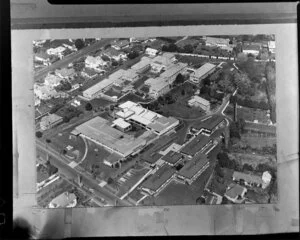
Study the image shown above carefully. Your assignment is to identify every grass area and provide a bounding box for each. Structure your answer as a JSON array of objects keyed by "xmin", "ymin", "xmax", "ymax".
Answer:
[
  {"xmin": 228, "ymin": 152, "xmax": 276, "ymax": 170},
  {"xmin": 237, "ymin": 106, "xmax": 271, "ymax": 124},
  {"xmin": 239, "ymin": 135, "xmax": 276, "ymax": 149},
  {"xmin": 90, "ymin": 98, "xmax": 112, "ymax": 110},
  {"xmin": 176, "ymin": 55, "xmax": 209, "ymax": 67}
]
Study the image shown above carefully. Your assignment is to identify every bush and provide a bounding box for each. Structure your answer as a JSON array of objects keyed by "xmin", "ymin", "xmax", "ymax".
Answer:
[
  {"xmin": 36, "ymin": 131, "xmax": 43, "ymax": 138},
  {"xmin": 74, "ymin": 39, "xmax": 85, "ymax": 50},
  {"xmin": 85, "ymin": 103, "xmax": 93, "ymax": 111}
]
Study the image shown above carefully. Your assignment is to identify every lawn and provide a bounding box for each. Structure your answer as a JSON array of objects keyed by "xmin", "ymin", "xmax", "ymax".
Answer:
[
  {"xmin": 239, "ymin": 135, "xmax": 277, "ymax": 149},
  {"xmin": 176, "ymin": 55, "xmax": 209, "ymax": 66},
  {"xmin": 237, "ymin": 105, "xmax": 271, "ymax": 124},
  {"xmin": 90, "ymin": 98, "xmax": 112, "ymax": 110}
]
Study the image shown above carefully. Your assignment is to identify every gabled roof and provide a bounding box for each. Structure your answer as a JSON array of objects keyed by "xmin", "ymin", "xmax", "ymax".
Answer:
[
  {"xmin": 191, "ymin": 115, "xmax": 225, "ymax": 131},
  {"xmin": 141, "ymin": 164, "xmax": 175, "ymax": 191},
  {"xmin": 225, "ymin": 183, "xmax": 246, "ymax": 199},
  {"xmin": 192, "ymin": 63, "xmax": 216, "ymax": 79},
  {"xmin": 178, "ymin": 153, "xmax": 209, "ymax": 179},
  {"xmin": 180, "ymin": 134, "xmax": 211, "ymax": 156}
]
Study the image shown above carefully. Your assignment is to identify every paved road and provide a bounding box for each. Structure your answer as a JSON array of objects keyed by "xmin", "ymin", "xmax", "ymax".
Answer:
[
  {"xmin": 36, "ymin": 139, "xmax": 132, "ymax": 207},
  {"xmin": 34, "ymin": 38, "xmax": 113, "ymax": 81}
]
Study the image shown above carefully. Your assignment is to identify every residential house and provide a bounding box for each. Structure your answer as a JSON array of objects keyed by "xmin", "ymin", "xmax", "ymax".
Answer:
[
  {"xmin": 34, "ymin": 51, "xmax": 51, "ymax": 66},
  {"xmin": 224, "ymin": 183, "xmax": 247, "ymax": 203},
  {"xmin": 268, "ymin": 41, "xmax": 276, "ymax": 54},
  {"xmin": 48, "ymin": 192, "xmax": 77, "ymax": 208},
  {"xmin": 190, "ymin": 63, "xmax": 216, "ymax": 84},
  {"xmin": 102, "ymin": 47, "xmax": 128, "ymax": 62},
  {"xmin": 188, "ymin": 95, "xmax": 210, "ymax": 112},
  {"xmin": 40, "ymin": 113, "xmax": 63, "ymax": 131},
  {"xmin": 81, "ymin": 67, "xmax": 99, "ymax": 79},
  {"xmin": 145, "ymin": 47, "xmax": 159, "ymax": 56},
  {"xmin": 242, "ymin": 44, "xmax": 261, "ymax": 56},
  {"xmin": 205, "ymin": 36, "xmax": 231, "ymax": 49},
  {"xmin": 55, "ymin": 68, "xmax": 76, "ymax": 81},
  {"xmin": 46, "ymin": 46, "xmax": 66, "ymax": 59},
  {"xmin": 232, "ymin": 171, "xmax": 272, "ymax": 189},
  {"xmin": 34, "ymin": 84, "xmax": 58, "ymax": 100},
  {"xmin": 111, "ymin": 39, "xmax": 130, "ymax": 50},
  {"xmin": 44, "ymin": 73, "xmax": 63, "ymax": 87},
  {"xmin": 85, "ymin": 56, "xmax": 108, "ymax": 71}
]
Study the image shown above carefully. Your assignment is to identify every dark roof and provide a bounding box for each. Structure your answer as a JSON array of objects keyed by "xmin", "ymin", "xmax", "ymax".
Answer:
[
  {"xmin": 142, "ymin": 152, "xmax": 163, "ymax": 164},
  {"xmin": 225, "ymin": 183, "xmax": 246, "ymax": 199},
  {"xmin": 141, "ymin": 165, "xmax": 175, "ymax": 191},
  {"xmin": 192, "ymin": 115, "xmax": 225, "ymax": 131},
  {"xmin": 161, "ymin": 151, "xmax": 183, "ymax": 165},
  {"xmin": 180, "ymin": 134, "xmax": 211, "ymax": 156},
  {"xmin": 178, "ymin": 153, "xmax": 209, "ymax": 179}
]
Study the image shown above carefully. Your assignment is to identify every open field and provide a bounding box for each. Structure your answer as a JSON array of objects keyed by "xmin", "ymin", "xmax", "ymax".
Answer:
[
  {"xmin": 240, "ymin": 135, "xmax": 276, "ymax": 148},
  {"xmin": 228, "ymin": 152, "xmax": 276, "ymax": 169}
]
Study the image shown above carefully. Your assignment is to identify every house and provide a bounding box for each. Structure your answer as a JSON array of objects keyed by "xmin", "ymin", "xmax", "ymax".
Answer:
[
  {"xmin": 268, "ymin": 41, "xmax": 276, "ymax": 54},
  {"xmin": 205, "ymin": 36, "xmax": 230, "ymax": 49},
  {"xmin": 188, "ymin": 95, "xmax": 210, "ymax": 112},
  {"xmin": 111, "ymin": 39, "xmax": 130, "ymax": 50},
  {"xmin": 242, "ymin": 44, "xmax": 261, "ymax": 56},
  {"xmin": 34, "ymin": 51, "xmax": 51, "ymax": 66},
  {"xmin": 129, "ymin": 37, "xmax": 150, "ymax": 43},
  {"xmin": 224, "ymin": 183, "xmax": 247, "ymax": 203},
  {"xmin": 85, "ymin": 56, "xmax": 108, "ymax": 71},
  {"xmin": 34, "ymin": 97, "xmax": 41, "ymax": 107},
  {"xmin": 34, "ymin": 83, "xmax": 58, "ymax": 100},
  {"xmin": 190, "ymin": 63, "xmax": 216, "ymax": 84},
  {"xmin": 46, "ymin": 46, "xmax": 66, "ymax": 59},
  {"xmin": 44, "ymin": 73, "xmax": 63, "ymax": 87},
  {"xmin": 145, "ymin": 47, "xmax": 159, "ymax": 56},
  {"xmin": 55, "ymin": 68, "xmax": 76, "ymax": 80},
  {"xmin": 40, "ymin": 113, "xmax": 63, "ymax": 131},
  {"xmin": 150, "ymin": 53, "xmax": 177, "ymax": 73},
  {"xmin": 81, "ymin": 68, "xmax": 99, "ymax": 79},
  {"xmin": 103, "ymin": 153, "xmax": 123, "ymax": 168},
  {"xmin": 102, "ymin": 47, "xmax": 128, "ymax": 62},
  {"xmin": 176, "ymin": 153, "xmax": 210, "ymax": 185},
  {"xmin": 48, "ymin": 192, "xmax": 77, "ymax": 208},
  {"xmin": 232, "ymin": 171, "xmax": 272, "ymax": 189}
]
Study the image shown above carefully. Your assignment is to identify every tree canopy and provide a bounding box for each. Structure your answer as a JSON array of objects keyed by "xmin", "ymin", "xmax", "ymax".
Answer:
[{"xmin": 74, "ymin": 39, "xmax": 85, "ymax": 50}]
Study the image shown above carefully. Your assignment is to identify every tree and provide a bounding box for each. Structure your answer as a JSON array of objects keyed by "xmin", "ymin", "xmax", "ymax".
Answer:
[
  {"xmin": 107, "ymin": 177, "xmax": 114, "ymax": 185},
  {"xmin": 243, "ymin": 164, "xmax": 253, "ymax": 172},
  {"xmin": 104, "ymin": 44, "xmax": 111, "ymax": 50},
  {"xmin": 127, "ymin": 51, "xmax": 139, "ymax": 59},
  {"xmin": 217, "ymin": 152, "xmax": 230, "ymax": 168},
  {"xmin": 181, "ymin": 89, "xmax": 185, "ymax": 96},
  {"xmin": 74, "ymin": 39, "xmax": 85, "ymax": 50},
  {"xmin": 174, "ymin": 73, "xmax": 184, "ymax": 85},
  {"xmin": 183, "ymin": 44, "xmax": 194, "ymax": 53},
  {"xmin": 62, "ymin": 149, "xmax": 67, "ymax": 155},
  {"xmin": 63, "ymin": 116, "xmax": 70, "ymax": 123},
  {"xmin": 111, "ymin": 60, "xmax": 118, "ymax": 67},
  {"xmin": 196, "ymin": 197, "xmax": 205, "ymax": 204},
  {"xmin": 203, "ymin": 77, "xmax": 211, "ymax": 86},
  {"xmin": 229, "ymin": 122, "xmax": 241, "ymax": 139},
  {"xmin": 101, "ymin": 55, "xmax": 110, "ymax": 61},
  {"xmin": 36, "ymin": 131, "xmax": 43, "ymax": 138},
  {"xmin": 115, "ymin": 162, "xmax": 120, "ymax": 168},
  {"xmin": 85, "ymin": 103, "xmax": 93, "ymax": 111},
  {"xmin": 45, "ymin": 139, "xmax": 51, "ymax": 143}
]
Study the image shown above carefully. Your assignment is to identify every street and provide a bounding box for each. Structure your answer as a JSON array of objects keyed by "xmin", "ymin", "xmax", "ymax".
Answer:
[
  {"xmin": 34, "ymin": 38, "xmax": 113, "ymax": 81},
  {"xmin": 36, "ymin": 139, "xmax": 132, "ymax": 207}
]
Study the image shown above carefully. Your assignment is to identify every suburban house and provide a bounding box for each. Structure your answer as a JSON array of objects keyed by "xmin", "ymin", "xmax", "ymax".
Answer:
[
  {"xmin": 48, "ymin": 192, "xmax": 77, "ymax": 208},
  {"xmin": 188, "ymin": 95, "xmax": 211, "ymax": 112},
  {"xmin": 190, "ymin": 63, "xmax": 216, "ymax": 84},
  {"xmin": 103, "ymin": 153, "xmax": 123, "ymax": 168},
  {"xmin": 205, "ymin": 36, "xmax": 231, "ymax": 49},
  {"xmin": 34, "ymin": 84, "xmax": 58, "ymax": 100},
  {"xmin": 145, "ymin": 47, "xmax": 159, "ymax": 56},
  {"xmin": 102, "ymin": 47, "xmax": 128, "ymax": 62},
  {"xmin": 40, "ymin": 113, "xmax": 63, "ymax": 131},
  {"xmin": 44, "ymin": 73, "xmax": 63, "ymax": 87},
  {"xmin": 176, "ymin": 153, "xmax": 210, "ymax": 185},
  {"xmin": 232, "ymin": 171, "xmax": 272, "ymax": 189},
  {"xmin": 224, "ymin": 183, "xmax": 247, "ymax": 203},
  {"xmin": 242, "ymin": 44, "xmax": 261, "ymax": 56},
  {"xmin": 81, "ymin": 67, "xmax": 99, "ymax": 79},
  {"xmin": 268, "ymin": 41, "xmax": 276, "ymax": 54},
  {"xmin": 46, "ymin": 46, "xmax": 66, "ymax": 59},
  {"xmin": 34, "ymin": 51, "xmax": 51, "ymax": 66},
  {"xmin": 85, "ymin": 56, "xmax": 108, "ymax": 71},
  {"xmin": 55, "ymin": 68, "xmax": 76, "ymax": 81},
  {"xmin": 111, "ymin": 39, "xmax": 130, "ymax": 50}
]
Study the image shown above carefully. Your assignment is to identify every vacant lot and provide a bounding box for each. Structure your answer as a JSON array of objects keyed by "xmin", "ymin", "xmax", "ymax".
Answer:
[
  {"xmin": 240, "ymin": 135, "xmax": 276, "ymax": 149},
  {"xmin": 228, "ymin": 152, "xmax": 276, "ymax": 169}
]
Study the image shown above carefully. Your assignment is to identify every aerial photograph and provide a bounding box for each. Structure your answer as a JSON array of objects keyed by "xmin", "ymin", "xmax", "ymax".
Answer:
[{"xmin": 34, "ymin": 35, "xmax": 277, "ymax": 208}]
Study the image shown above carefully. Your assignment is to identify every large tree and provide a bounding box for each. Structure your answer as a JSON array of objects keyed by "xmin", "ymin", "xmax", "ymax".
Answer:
[{"xmin": 74, "ymin": 39, "xmax": 85, "ymax": 50}]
